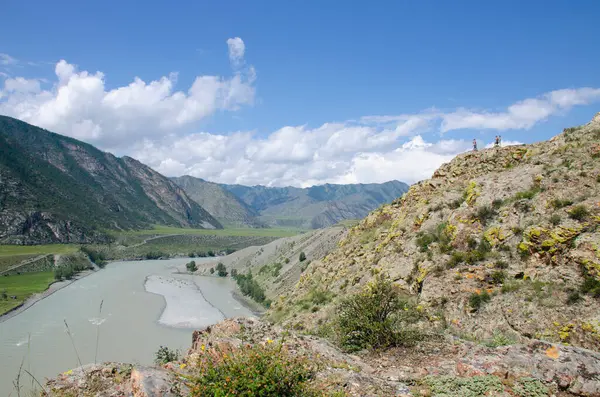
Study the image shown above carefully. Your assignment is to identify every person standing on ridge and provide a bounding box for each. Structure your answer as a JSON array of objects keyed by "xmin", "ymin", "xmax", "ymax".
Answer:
[
  {"xmin": 494, "ymin": 135, "xmax": 500, "ymax": 147},
  {"xmin": 473, "ymin": 139, "xmax": 478, "ymax": 151}
]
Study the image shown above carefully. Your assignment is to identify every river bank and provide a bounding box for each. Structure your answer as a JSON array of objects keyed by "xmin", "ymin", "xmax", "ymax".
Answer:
[
  {"xmin": 0, "ymin": 258, "xmax": 258, "ymax": 396},
  {"xmin": 0, "ymin": 268, "xmax": 97, "ymax": 324}
]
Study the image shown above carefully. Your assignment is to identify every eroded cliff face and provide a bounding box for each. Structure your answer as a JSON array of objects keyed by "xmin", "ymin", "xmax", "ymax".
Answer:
[
  {"xmin": 274, "ymin": 114, "xmax": 600, "ymax": 352},
  {"xmin": 0, "ymin": 116, "xmax": 221, "ymax": 244}
]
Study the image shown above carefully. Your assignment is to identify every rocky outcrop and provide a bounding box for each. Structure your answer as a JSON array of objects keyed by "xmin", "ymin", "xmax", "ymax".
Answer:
[{"xmin": 45, "ymin": 319, "xmax": 600, "ymax": 396}]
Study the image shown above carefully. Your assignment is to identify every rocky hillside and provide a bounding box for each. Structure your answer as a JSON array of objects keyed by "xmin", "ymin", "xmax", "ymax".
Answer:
[
  {"xmin": 198, "ymin": 225, "xmax": 347, "ymax": 304},
  {"xmin": 274, "ymin": 113, "xmax": 600, "ymax": 353},
  {"xmin": 221, "ymin": 180, "xmax": 409, "ymax": 229},
  {"xmin": 44, "ymin": 115, "xmax": 600, "ymax": 397},
  {"xmin": 0, "ymin": 116, "xmax": 222, "ymax": 244},
  {"xmin": 171, "ymin": 176, "xmax": 264, "ymax": 228}
]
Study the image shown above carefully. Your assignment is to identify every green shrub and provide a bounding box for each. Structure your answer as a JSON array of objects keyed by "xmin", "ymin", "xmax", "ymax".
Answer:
[
  {"xmin": 484, "ymin": 331, "xmax": 516, "ymax": 347},
  {"xmin": 581, "ymin": 277, "xmax": 600, "ymax": 297},
  {"xmin": 501, "ymin": 281, "xmax": 521, "ymax": 294},
  {"xmin": 215, "ymin": 262, "xmax": 228, "ymax": 277},
  {"xmin": 476, "ymin": 205, "xmax": 496, "ymax": 225},
  {"xmin": 467, "ymin": 236, "xmax": 478, "ymax": 249},
  {"xmin": 514, "ymin": 186, "xmax": 542, "ymax": 200},
  {"xmin": 186, "ymin": 261, "xmax": 198, "ymax": 272},
  {"xmin": 154, "ymin": 345, "xmax": 179, "ymax": 365},
  {"xmin": 491, "ymin": 199, "xmax": 504, "ymax": 209},
  {"xmin": 209, "ymin": 267, "xmax": 214, "ymax": 274},
  {"xmin": 447, "ymin": 251, "xmax": 466, "ymax": 268},
  {"xmin": 550, "ymin": 198, "xmax": 573, "ymax": 209},
  {"xmin": 80, "ymin": 246, "xmax": 107, "ymax": 268},
  {"xmin": 549, "ymin": 214, "xmax": 561, "ymax": 226},
  {"xmin": 235, "ymin": 272, "xmax": 268, "ymax": 305},
  {"xmin": 272, "ymin": 262, "xmax": 283, "ymax": 277},
  {"xmin": 190, "ymin": 343, "xmax": 333, "ymax": 397},
  {"xmin": 53, "ymin": 260, "xmax": 91, "ymax": 281},
  {"xmin": 309, "ymin": 288, "xmax": 332, "ymax": 305},
  {"xmin": 469, "ymin": 291, "xmax": 491, "ymax": 311},
  {"xmin": 416, "ymin": 231, "xmax": 435, "ymax": 252},
  {"xmin": 299, "ymin": 252, "xmax": 307, "ymax": 262},
  {"xmin": 448, "ymin": 197, "xmax": 464, "ymax": 209},
  {"xmin": 284, "ymin": 258, "xmax": 290, "ymax": 264},
  {"xmin": 567, "ymin": 291, "xmax": 582, "ymax": 305},
  {"xmin": 230, "ymin": 268, "xmax": 238, "ymax": 278},
  {"xmin": 490, "ymin": 270, "xmax": 506, "ymax": 285},
  {"xmin": 335, "ymin": 274, "xmax": 422, "ymax": 352},
  {"xmin": 416, "ymin": 222, "xmax": 453, "ymax": 253},
  {"xmin": 494, "ymin": 260, "xmax": 509, "ymax": 269},
  {"xmin": 568, "ymin": 205, "xmax": 589, "ymax": 221},
  {"xmin": 145, "ymin": 251, "xmax": 165, "ymax": 260},
  {"xmin": 300, "ymin": 260, "xmax": 310, "ymax": 272}
]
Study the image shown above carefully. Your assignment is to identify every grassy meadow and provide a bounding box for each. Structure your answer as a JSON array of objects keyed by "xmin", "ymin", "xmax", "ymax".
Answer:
[
  {"xmin": 115, "ymin": 225, "xmax": 302, "ymax": 238},
  {"xmin": 0, "ymin": 244, "xmax": 78, "ymax": 257},
  {"xmin": 0, "ymin": 271, "xmax": 55, "ymax": 315}
]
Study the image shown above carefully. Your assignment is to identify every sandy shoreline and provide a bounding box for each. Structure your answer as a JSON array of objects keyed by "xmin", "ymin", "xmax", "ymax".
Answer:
[
  {"xmin": 145, "ymin": 275, "xmax": 226, "ymax": 328},
  {"xmin": 0, "ymin": 268, "xmax": 97, "ymax": 324},
  {"xmin": 144, "ymin": 273, "xmax": 260, "ymax": 329}
]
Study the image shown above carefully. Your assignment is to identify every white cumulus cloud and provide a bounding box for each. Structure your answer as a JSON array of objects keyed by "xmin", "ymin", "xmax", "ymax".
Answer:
[
  {"xmin": 226, "ymin": 37, "xmax": 246, "ymax": 69},
  {"xmin": 0, "ymin": 42, "xmax": 256, "ymax": 147},
  {"xmin": 440, "ymin": 88, "xmax": 600, "ymax": 132},
  {"xmin": 1, "ymin": 45, "xmax": 599, "ymax": 187}
]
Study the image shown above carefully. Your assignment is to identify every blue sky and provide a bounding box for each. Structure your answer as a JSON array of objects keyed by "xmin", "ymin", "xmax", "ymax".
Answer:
[{"xmin": 1, "ymin": 0, "xmax": 599, "ymax": 186}]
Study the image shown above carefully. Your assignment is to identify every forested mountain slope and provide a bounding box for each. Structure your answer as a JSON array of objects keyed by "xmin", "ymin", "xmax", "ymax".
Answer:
[{"xmin": 0, "ymin": 116, "xmax": 221, "ymax": 244}]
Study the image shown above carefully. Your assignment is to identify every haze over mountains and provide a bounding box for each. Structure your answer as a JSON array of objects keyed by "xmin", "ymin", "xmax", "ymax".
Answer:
[{"xmin": 0, "ymin": 116, "xmax": 409, "ymax": 243}]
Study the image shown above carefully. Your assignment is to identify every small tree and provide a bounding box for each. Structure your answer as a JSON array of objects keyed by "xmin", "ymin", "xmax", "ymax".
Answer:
[
  {"xmin": 1, "ymin": 290, "xmax": 7, "ymax": 300},
  {"xmin": 216, "ymin": 262, "xmax": 228, "ymax": 277},
  {"xmin": 335, "ymin": 274, "xmax": 421, "ymax": 352},
  {"xmin": 230, "ymin": 268, "xmax": 238, "ymax": 278},
  {"xmin": 186, "ymin": 261, "xmax": 198, "ymax": 272},
  {"xmin": 154, "ymin": 346, "xmax": 179, "ymax": 365},
  {"xmin": 299, "ymin": 252, "xmax": 307, "ymax": 262},
  {"xmin": 210, "ymin": 267, "xmax": 215, "ymax": 274}
]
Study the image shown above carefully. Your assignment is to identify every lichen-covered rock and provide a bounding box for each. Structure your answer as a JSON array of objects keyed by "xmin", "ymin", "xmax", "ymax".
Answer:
[{"xmin": 45, "ymin": 319, "xmax": 600, "ymax": 396}]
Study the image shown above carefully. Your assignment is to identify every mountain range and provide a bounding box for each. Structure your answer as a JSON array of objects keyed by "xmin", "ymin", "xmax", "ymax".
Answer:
[
  {"xmin": 172, "ymin": 176, "xmax": 408, "ymax": 229},
  {"xmin": 0, "ymin": 116, "xmax": 408, "ymax": 243}
]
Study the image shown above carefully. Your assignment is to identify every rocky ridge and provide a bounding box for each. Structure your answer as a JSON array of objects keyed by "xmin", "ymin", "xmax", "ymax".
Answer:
[{"xmin": 275, "ymin": 113, "xmax": 600, "ymax": 352}]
